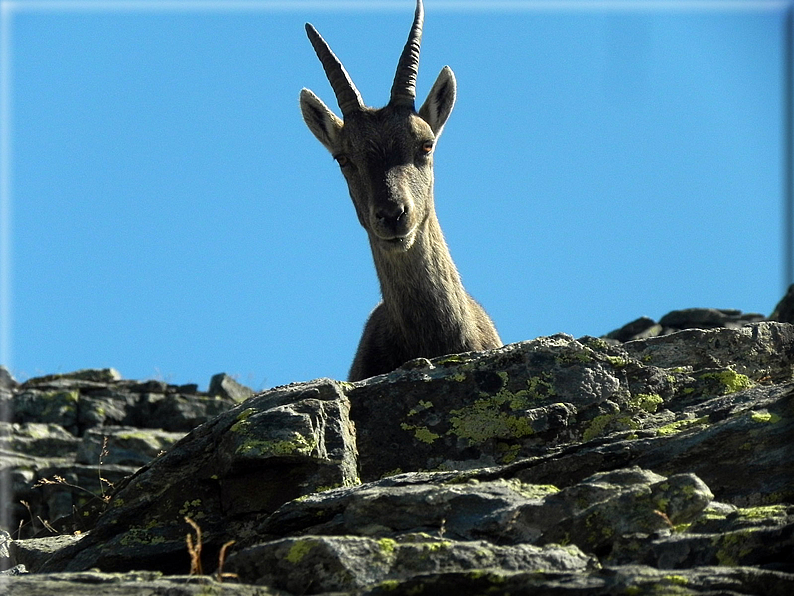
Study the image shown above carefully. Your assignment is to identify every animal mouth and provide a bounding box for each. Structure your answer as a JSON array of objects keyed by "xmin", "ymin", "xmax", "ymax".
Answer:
[{"xmin": 376, "ymin": 229, "xmax": 415, "ymax": 251}]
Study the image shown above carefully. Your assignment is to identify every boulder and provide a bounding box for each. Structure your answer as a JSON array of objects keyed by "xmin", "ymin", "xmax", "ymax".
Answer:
[
  {"xmin": 208, "ymin": 373, "xmax": 255, "ymax": 403},
  {"xmin": 0, "ymin": 369, "xmax": 241, "ymax": 539},
  {"xmin": 1, "ymin": 312, "xmax": 793, "ymax": 594}
]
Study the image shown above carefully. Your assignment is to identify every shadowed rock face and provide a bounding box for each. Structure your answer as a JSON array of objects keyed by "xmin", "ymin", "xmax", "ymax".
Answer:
[{"xmin": 1, "ymin": 311, "xmax": 794, "ymax": 594}]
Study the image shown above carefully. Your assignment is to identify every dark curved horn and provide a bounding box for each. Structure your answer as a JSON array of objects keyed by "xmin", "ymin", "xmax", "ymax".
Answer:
[
  {"xmin": 305, "ymin": 23, "xmax": 364, "ymax": 117},
  {"xmin": 389, "ymin": 0, "xmax": 424, "ymax": 108}
]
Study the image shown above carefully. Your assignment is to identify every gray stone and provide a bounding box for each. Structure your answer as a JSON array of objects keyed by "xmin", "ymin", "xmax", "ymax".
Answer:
[
  {"xmin": 0, "ymin": 366, "xmax": 17, "ymax": 390},
  {"xmin": 225, "ymin": 535, "xmax": 596, "ymax": 594},
  {"xmin": 38, "ymin": 380, "xmax": 359, "ymax": 574},
  {"xmin": 12, "ymin": 390, "xmax": 80, "ymax": 433},
  {"xmin": 0, "ymin": 423, "xmax": 81, "ymax": 458},
  {"xmin": 0, "ymin": 572, "xmax": 283, "ymax": 595},
  {"xmin": 75, "ymin": 427, "xmax": 186, "ymax": 467},
  {"xmin": 659, "ymin": 307, "xmax": 766, "ymax": 330},
  {"xmin": 21, "ymin": 368, "xmax": 122, "ymax": 388},
  {"xmin": 10, "ymin": 535, "xmax": 87, "ymax": 573},
  {"xmin": 771, "ymin": 284, "xmax": 794, "ymax": 324},
  {"xmin": 208, "ymin": 373, "xmax": 254, "ymax": 403},
  {"xmin": 604, "ymin": 316, "xmax": 661, "ymax": 342},
  {"xmin": 1, "ymin": 301, "xmax": 794, "ymax": 594}
]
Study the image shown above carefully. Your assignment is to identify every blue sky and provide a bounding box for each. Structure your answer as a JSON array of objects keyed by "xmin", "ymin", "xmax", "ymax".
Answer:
[{"xmin": 1, "ymin": 0, "xmax": 788, "ymax": 390}]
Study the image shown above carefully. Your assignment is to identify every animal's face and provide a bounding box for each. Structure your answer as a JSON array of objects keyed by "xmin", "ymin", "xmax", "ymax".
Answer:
[
  {"xmin": 331, "ymin": 108, "xmax": 436, "ymax": 252},
  {"xmin": 300, "ymin": 0, "xmax": 456, "ymax": 253}
]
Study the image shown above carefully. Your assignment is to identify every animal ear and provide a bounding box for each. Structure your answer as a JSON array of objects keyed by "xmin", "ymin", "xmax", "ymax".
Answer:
[
  {"xmin": 300, "ymin": 88, "xmax": 344, "ymax": 153},
  {"xmin": 418, "ymin": 66, "xmax": 456, "ymax": 137}
]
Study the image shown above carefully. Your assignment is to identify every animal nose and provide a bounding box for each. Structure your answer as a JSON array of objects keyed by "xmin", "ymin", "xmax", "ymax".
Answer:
[{"xmin": 375, "ymin": 203, "xmax": 406, "ymax": 224}]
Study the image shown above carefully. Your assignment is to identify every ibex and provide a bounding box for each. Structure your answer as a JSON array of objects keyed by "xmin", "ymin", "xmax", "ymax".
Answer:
[{"xmin": 300, "ymin": 0, "xmax": 501, "ymax": 381}]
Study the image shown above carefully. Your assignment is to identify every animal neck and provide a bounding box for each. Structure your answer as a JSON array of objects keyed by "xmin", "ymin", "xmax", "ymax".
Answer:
[{"xmin": 370, "ymin": 211, "xmax": 471, "ymax": 347}]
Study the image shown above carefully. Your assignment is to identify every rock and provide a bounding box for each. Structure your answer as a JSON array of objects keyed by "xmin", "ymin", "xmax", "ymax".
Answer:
[
  {"xmin": 658, "ymin": 308, "xmax": 766, "ymax": 330},
  {"xmin": 358, "ymin": 565, "xmax": 794, "ymax": 595},
  {"xmin": 13, "ymin": 389, "xmax": 80, "ymax": 434},
  {"xmin": 621, "ymin": 323, "xmax": 794, "ymax": 383},
  {"xmin": 209, "ymin": 373, "xmax": 254, "ymax": 403},
  {"xmin": 1, "ymin": 423, "xmax": 81, "ymax": 457},
  {"xmin": 2, "ymin": 296, "xmax": 794, "ymax": 594},
  {"xmin": 604, "ymin": 316, "xmax": 662, "ymax": 342},
  {"xmin": 1, "ymin": 365, "xmax": 17, "ymax": 389},
  {"xmin": 75, "ymin": 427, "xmax": 185, "ymax": 467},
  {"xmin": 9, "ymin": 535, "xmax": 87, "ymax": 573},
  {"xmin": 21, "ymin": 368, "xmax": 122, "ymax": 388},
  {"xmin": 225, "ymin": 535, "xmax": 596, "ymax": 594},
  {"xmin": 604, "ymin": 308, "xmax": 768, "ymax": 343},
  {"xmin": 0, "ymin": 571, "xmax": 283, "ymax": 595},
  {"xmin": 771, "ymin": 284, "xmax": 794, "ymax": 323},
  {"xmin": 34, "ymin": 380, "xmax": 358, "ymax": 573},
  {"xmin": 2, "ymin": 370, "xmax": 241, "ymax": 540}
]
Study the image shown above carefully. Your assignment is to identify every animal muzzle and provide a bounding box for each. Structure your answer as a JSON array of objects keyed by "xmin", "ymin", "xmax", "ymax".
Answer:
[{"xmin": 372, "ymin": 199, "xmax": 413, "ymax": 241}]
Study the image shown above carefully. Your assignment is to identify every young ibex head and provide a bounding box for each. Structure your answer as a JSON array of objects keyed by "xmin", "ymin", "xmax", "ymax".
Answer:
[{"xmin": 299, "ymin": 0, "xmax": 456, "ymax": 252}]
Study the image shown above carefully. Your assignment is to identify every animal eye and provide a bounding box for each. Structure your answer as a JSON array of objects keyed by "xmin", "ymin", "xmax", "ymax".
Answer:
[
  {"xmin": 335, "ymin": 155, "xmax": 350, "ymax": 167},
  {"xmin": 421, "ymin": 140, "xmax": 434, "ymax": 154}
]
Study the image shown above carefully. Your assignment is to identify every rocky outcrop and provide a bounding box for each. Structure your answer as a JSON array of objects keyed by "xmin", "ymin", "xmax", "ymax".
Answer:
[
  {"xmin": 0, "ymin": 370, "xmax": 247, "ymax": 538},
  {"xmin": 1, "ymin": 302, "xmax": 793, "ymax": 595}
]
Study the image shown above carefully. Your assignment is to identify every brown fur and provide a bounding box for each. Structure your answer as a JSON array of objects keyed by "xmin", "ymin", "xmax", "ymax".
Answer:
[{"xmin": 300, "ymin": 1, "xmax": 501, "ymax": 381}]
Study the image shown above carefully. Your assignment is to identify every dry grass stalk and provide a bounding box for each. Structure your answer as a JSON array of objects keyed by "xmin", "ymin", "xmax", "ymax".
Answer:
[{"xmin": 185, "ymin": 516, "xmax": 203, "ymax": 575}]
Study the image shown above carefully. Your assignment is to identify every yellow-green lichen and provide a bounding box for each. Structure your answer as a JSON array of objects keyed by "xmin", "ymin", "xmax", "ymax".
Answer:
[
  {"xmin": 582, "ymin": 414, "xmax": 636, "ymax": 442},
  {"xmin": 734, "ymin": 505, "xmax": 788, "ymax": 520},
  {"xmin": 585, "ymin": 337, "xmax": 610, "ymax": 351},
  {"xmin": 447, "ymin": 372, "xmax": 538, "ymax": 444},
  {"xmin": 378, "ymin": 538, "xmax": 397, "ymax": 555},
  {"xmin": 525, "ymin": 374, "xmax": 557, "ymax": 399},
  {"xmin": 236, "ymin": 434, "xmax": 316, "ymax": 457},
  {"xmin": 417, "ymin": 540, "xmax": 453, "ymax": 554},
  {"xmin": 583, "ymin": 414, "xmax": 613, "ymax": 442},
  {"xmin": 407, "ymin": 400, "xmax": 434, "ymax": 416},
  {"xmin": 120, "ymin": 527, "xmax": 166, "ymax": 547},
  {"xmin": 400, "ymin": 423, "xmax": 441, "ymax": 444},
  {"xmin": 286, "ymin": 539, "xmax": 318, "ymax": 563},
  {"xmin": 315, "ymin": 483, "xmax": 342, "ymax": 493},
  {"xmin": 700, "ymin": 370, "xmax": 754, "ymax": 394},
  {"xmin": 38, "ymin": 390, "xmax": 79, "ymax": 417},
  {"xmin": 437, "ymin": 354, "xmax": 472, "ymax": 366},
  {"xmin": 448, "ymin": 399, "xmax": 534, "ymax": 444},
  {"xmin": 750, "ymin": 411, "xmax": 781, "ymax": 424},
  {"xmin": 605, "ymin": 355, "xmax": 629, "ymax": 369},
  {"xmin": 629, "ymin": 393, "xmax": 664, "ymax": 413},
  {"xmin": 713, "ymin": 530, "xmax": 758, "ymax": 566},
  {"xmin": 179, "ymin": 499, "xmax": 204, "ymax": 519},
  {"xmin": 556, "ymin": 349, "xmax": 594, "ymax": 365},
  {"xmin": 656, "ymin": 417, "xmax": 709, "ymax": 437},
  {"xmin": 506, "ymin": 480, "xmax": 559, "ymax": 500},
  {"xmin": 230, "ymin": 408, "xmax": 256, "ymax": 432},
  {"xmin": 495, "ymin": 442, "xmax": 521, "ymax": 464}
]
